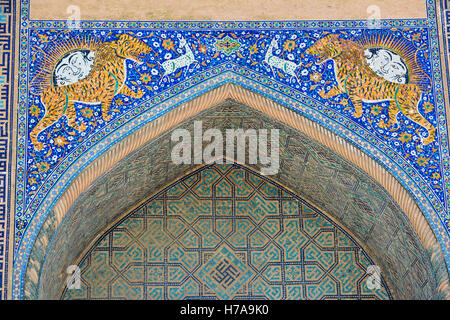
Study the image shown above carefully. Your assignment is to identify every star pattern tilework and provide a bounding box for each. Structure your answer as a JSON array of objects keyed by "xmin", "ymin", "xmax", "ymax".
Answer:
[{"xmin": 62, "ymin": 164, "xmax": 392, "ymax": 300}]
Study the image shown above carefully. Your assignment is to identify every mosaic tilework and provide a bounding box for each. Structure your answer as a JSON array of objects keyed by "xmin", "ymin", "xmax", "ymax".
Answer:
[
  {"xmin": 11, "ymin": 0, "xmax": 450, "ymax": 299},
  {"xmin": 21, "ymin": 27, "xmax": 441, "ymax": 223},
  {"xmin": 31, "ymin": 102, "xmax": 437, "ymax": 300},
  {"xmin": 0, "ymin": 0, "xmax": 15, "ymax": 300},
  {"xmin": 440, "ymin": 0, "xmax": 450, "ymax": 135},
  {"xmin": 61, "ymin": 164, "xmax": 392, "ymax": 300}
]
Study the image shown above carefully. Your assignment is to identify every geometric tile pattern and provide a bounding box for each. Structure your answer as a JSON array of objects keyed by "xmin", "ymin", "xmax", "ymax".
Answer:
[
  {"xmin": 62, "ymin": 164, "xmax": 392, "ymax": 300},
  {"xmin": 0, "ymin": 0, "xmax": 15, "ymax": 300}
]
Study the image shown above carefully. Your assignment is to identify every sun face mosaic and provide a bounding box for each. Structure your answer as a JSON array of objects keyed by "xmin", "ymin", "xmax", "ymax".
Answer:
[
  {"xmin": 8, "ymin": 0, "xmax": 450, "ymax": 299},
  {"xmin": 61, "ymin": 164, "xmax": 392, "ymax": 300}
]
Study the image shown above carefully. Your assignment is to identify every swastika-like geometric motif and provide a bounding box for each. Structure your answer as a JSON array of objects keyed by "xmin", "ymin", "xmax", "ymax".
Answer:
[
  {"xmin": 62, "ymin": 164, "xmax": 392, "ymax": 300},
  {"xmin": 211, "ymin": 259, "xmax": 239, "ymax": 288},
  {"xmin": 198, "ymin": 246, "xmax": 252, "ymax": 299}
]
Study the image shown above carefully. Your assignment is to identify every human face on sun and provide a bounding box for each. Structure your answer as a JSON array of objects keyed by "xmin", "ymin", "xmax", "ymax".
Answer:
[
  {"xmin": 53, "ymin": 50, "xmax": 95, "ymax": 87},
  {"xmin": 364, "ymin": 48, "xmax": 408, "ymax": 84}
]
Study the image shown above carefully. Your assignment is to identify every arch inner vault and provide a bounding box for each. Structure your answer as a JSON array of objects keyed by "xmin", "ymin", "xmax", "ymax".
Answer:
[{"xmin": 24, "ymin": 98, "xmax": 449, "ymax": 299}]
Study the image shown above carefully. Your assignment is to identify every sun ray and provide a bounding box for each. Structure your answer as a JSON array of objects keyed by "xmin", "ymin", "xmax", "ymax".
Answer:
[
  {"xmin": 30, "ymin": 35, "xmax": 103, "ymax": 95},
  {"xmin": 359, "ymin": 32, "xmax": 431, "ymax": 91}
]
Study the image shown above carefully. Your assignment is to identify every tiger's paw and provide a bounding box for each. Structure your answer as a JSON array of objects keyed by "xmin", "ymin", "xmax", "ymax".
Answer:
[
  {"xmin": 78, "ymin": 123, "xmax": 87, "ymax": 132},
  {"xmin": 353, "ymin": 110, "xmax": 363, "ymax": 118},
  {"xmin": 318, "ymin": 89, "xmax": 328, "ymax": 99},
  {"xmin": 136, "ymin": 88, "xmax": 145, "ymax": 98},
  {"xmin": 378, "ymin": 120, "xmax": 390, "ymax": 129},
  {"xmin": 103, "ymin": 114, "xmax": 112, "ymax": 122},
  {"xmin": 422, "ymin": 135, "xmax": 434, "ymax": 146}
]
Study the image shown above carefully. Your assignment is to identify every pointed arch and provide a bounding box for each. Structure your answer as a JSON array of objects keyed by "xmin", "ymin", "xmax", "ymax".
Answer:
[{"xmin": 16, "ymin": 82, "xmax": 449, "ymax": 300}]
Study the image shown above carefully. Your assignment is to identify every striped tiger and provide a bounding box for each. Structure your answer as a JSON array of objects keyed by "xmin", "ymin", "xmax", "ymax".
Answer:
[
  {"xmin": 31, "ymin": 34, "xmax": 152, "ymax": 151},
  {"xmin": 306, "ymin": 34, "xmax": 435, "ymax": 146}
]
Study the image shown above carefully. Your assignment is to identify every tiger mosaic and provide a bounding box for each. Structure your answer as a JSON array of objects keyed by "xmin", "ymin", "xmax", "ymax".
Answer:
[
  {"xmin": 30, "ymin": 34, "xmax": 152, "ymax": 151},
  {"xmin": 306, "ymin": 34, "xmax": 435, "ymax": 146}
]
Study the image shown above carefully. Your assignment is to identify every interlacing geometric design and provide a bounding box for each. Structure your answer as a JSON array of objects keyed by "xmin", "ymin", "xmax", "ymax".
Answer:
[
  {"xmin": 0, "ymin": 0, "xmax": 14, "ymax": 300},
  {"xmin": 62, "ymin": 164, "xmax": 391, "ymax": 300}
]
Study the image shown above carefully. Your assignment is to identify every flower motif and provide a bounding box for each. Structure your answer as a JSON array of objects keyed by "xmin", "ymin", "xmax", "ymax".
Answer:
[
  {"xmin": 54, "ymin": 135, "xmax": 68, "ymax": 147},
  {"xmin": 411, "ymin": 32, "xmax": 421, "ymax": 42},
  {"xmin": 432, "ymin": 172, "xmax": 441, "ymax": 180},
  {"xmin": 249, "ymin": 44, "xmax": 258, "ymax": 55},
  {"xmin": 398, "ymin": 132, "xmax": 411, "ymax": 143},
  {"xmin": 283, "ymin": 39, "xmax": 297, "ymax": 52},
  {"xmin": 81, "ymin": 107, "xmax": 94, "ymax": 119},
  {"xmin": 140, "ymin": 73, "xmax": 152, "ymax": 84},
  {"xmin": 115, "ymin": 98, "xmax": 124, "ymax": 106},
  {"xmin": 38, "ymin": 34, "xmax": 49, "ymax": 43},
  {"xmin": 29, "ymin": 105, "xmax": 41, "ymax": 117},
  {"xmin": 16, "ymin": 219, "xmax": 27, "ymax": 230},
  {"xmin": 340, "ymin": 98, "xmax": 349, "ymax": 106},
  {"xmin": 416, "ymin": 156, "xmax": 429, "ymax": 167},
  {"xmin": 309, "ymin": 72, "xmax": 322, "ymax": 83},
  {"xmin": 198, "ymin": 43, "xmax": 207, "ymax": 54},
  {"xmin": 214, "ymin": 36, "xmax": 241, "ymax": 56},
  {"xmin": 162, "ymin": 39, "xmax": 175, "ymax": 51},
  {"xmin": 36, "ymin": 161, "xmax": 50, "ymax": 172},
  {"xmin": 422, "ymin": 101, "xmax": 434, "ymax": 114}
]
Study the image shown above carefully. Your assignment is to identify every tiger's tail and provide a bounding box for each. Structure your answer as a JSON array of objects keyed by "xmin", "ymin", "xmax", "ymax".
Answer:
[{"xmin": 30, "ymin": 92, "xmax": 66, "ymax": 151}]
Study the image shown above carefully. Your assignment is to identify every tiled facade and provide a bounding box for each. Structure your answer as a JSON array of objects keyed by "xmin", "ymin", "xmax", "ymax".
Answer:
[{"xmin": 0, "ymin": 0, "xmax": 448, "ymax": 299}]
